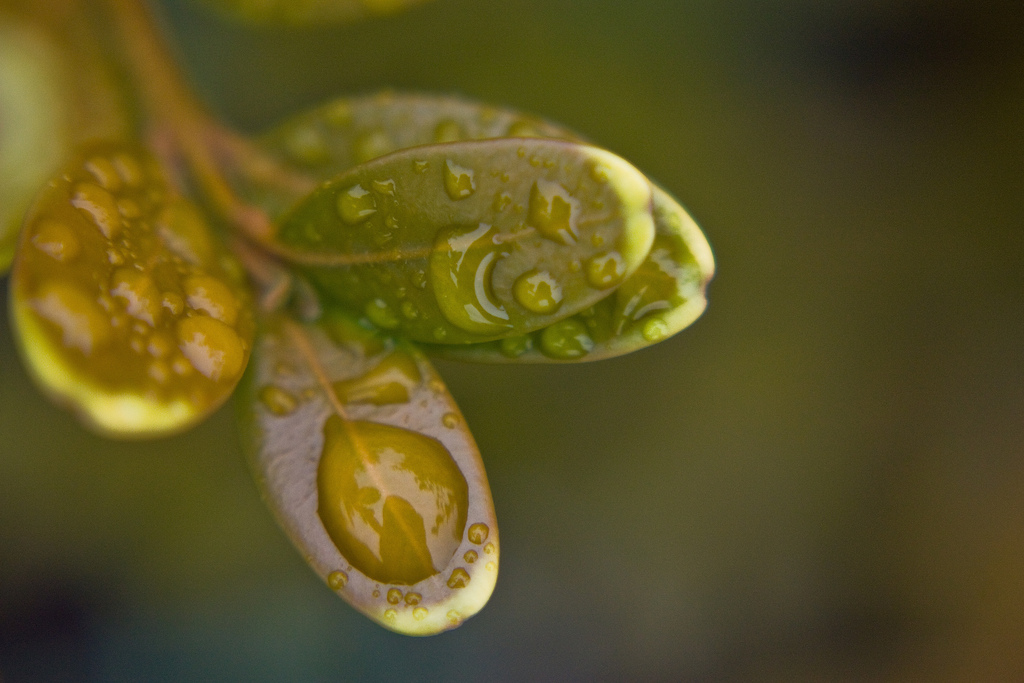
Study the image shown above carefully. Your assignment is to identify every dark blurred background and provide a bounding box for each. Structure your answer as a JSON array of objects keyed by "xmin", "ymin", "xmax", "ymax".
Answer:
[{"xmin": 2, "ymin": 0, "xmax": 1023, "ymax": 680}]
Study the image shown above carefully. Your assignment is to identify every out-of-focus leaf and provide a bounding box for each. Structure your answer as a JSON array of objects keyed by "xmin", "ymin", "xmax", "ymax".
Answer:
[
  {"xmin": 238, "ymin": 309, "xmax": 498, "ymax": 635},
  {"xmin": 0, "ymin": 6, "xmax": 131, "ymax": 273},
  {"xmin": 272, "ymin": 137, "xmax": 655, "ymax": 345},
  {"xmin": 425, "ymin": 186, "xmax": 715, "ymax": 361},
  {"xmin": 196, "ymin": 0, "xmax": 432, "ymax": 27},
  {"xmin": 9, "ymin": 142, "xmax": 254, "ymax": 437},
  {"xmin": 244, "ymin": 92, "xmax": 714, "ymax": 359}
]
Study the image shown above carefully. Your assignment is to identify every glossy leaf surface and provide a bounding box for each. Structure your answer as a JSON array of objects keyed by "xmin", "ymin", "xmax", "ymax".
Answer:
[
  {"xmin": 273, "ymin": 138, "xmax": 655, "ymax": 345},
  {"xmin": 9, "ymin": 142, "xmax": 255, "ymax": 437},
  {"xmin": 248, "ymin": 92, "xmax": 713, "ymax": 359},
  {"xmin": 197, "ymin": 0, "xmax": 432, "ymax": 26},
  {"xmin": 239, "ymin": 310, "xmax": 498, "ymax": 635}
]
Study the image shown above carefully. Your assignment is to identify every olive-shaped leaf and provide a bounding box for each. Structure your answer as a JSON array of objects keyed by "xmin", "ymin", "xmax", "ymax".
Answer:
[
  {"xmin": 9, "ymin": 142, "xmax": 255, "ymax": 437},
  {"xmin": 272, "ymin": 138, "xmax": 655, "ymax": 345},
  {"xmin": 0, "ymin": 10, "xmax": 131, "ymax": 274},
  {"xmin": 238, "ymin": 310, "xmax": 498, "ymax": 635},
  {"xmin": 196, "ymin": 0, "xmax": 432, "ymax": 26},
  {"xmin": 423, "ymin": 186, "xmax": 715, "ymax": 362}
]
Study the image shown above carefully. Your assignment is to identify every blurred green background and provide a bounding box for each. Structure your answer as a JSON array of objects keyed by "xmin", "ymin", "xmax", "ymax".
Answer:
[{"xmin": 2, "ymin": 0, "xmax": 1024, "ymax": 680}]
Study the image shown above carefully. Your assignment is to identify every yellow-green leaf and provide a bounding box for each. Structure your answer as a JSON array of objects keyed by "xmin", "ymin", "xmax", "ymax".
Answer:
[
  {"xmin": 238, "ymin": 310, "xmax": 498, "ymax": 635},
  {"xmin": 9, "ymin": 142, "xmax": 255, "ymax": 437},
  {"xmin": 272, "ymin": 137, "xmax": 655, "ymax": 345},
  {"xmin": 197, "ymin": 0, "xmax": 432, "ymax": 27}
]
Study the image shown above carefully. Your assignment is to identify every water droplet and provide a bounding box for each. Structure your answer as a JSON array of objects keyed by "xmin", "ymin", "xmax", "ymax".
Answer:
[
  {"xmin": 372, "ymin": 179, "xmax": 396, "ymax": 196},
  {"xmin": 259, "ymin": 385, "xmax": 299, "ymax": 416},
  {"xmin": 84, "ymin": 157, "xmax": 121, "ymax": 191},
  {"xmin": 540, "ymin": 318, "xmax": 594, "ymax": 359},
  {"xmin": 413, "ymin": 607, "xmax": 428, "ymax": 621},
  {"xmin": 107, "ymin": 249, "xmax": 125, "ymax": 266},
  {"xmin": 110, "ymin": 268, "xmax": 162, "ymax": 326},
  {"xmin": 171, "ymin": 355, "xmax": 193, "ymax": 376},
  {"xmin": 338, "ymin": 185, "xmax": 377, "ymax": 225},
  {"xmin": 147, "ymin": 334, "xmax": 173, "ymax": 358},
  {"xmin": 372, "ymin": 589, "xmax": 381, "ymax": 598},
  {"xmin": 117, "ymin": 198, "xmax": 141, "ymax": 219},
  {"xmin": 500, "ymin": 335, "xmax": 532, "ymax": 358},
  {"xmin": 387, "ymin": 588, "xmax": 403, "ymax": 605},
  {"xmin": 177, "ymin": 316, "xmax": 246, "ymax": 381},
  {"xmin": 484, "ymin": 543, "xmax": 495, "ymax": 555},
  {"xmin": 642, "ymin": 317, "xmax": 670, "ymax": 342},
  {"xmin": 328, "ymin": 570, "xmax": 349, "ymax": 590},
  {"xmin": 284, "ymin": 125, "xmax": 331, "ymax": 166},
  {"xmin": 318, "ymin": 418, "xmax": 469, "ymax": 585},
  {"xmin": 413, "ymin": 160, "xmax": 430, "ymax": 174},
  {"xmin": 404, "ymin": 592, "xmax": 422, "ymax": 606},
  {"xmin": 400, "ymin": 301, "xmax": 418, "ymax": 319},
  {"xmin": 31, "ymin": 281, "xmax": 111, "ymax": 354},
  {"xmin": 333, "ymin": 350, "xmax": 421, "ymax": 405},
  {"xmin": 364, "ymin": 298, "xmax": 401, "ymax": 330},
  {"xmin": 586, "ymin": 251, "xmax": 626, "ymax": 289},
  {"xmin": 528, "ymin": 180, "xmax": 580, "ymax": 245},
  {"xmin": 464, "ymin": 550, "xmax": 478, "ymax": 564},
  {"xmin": 493, "ymin": 192, "xmax": 512, "ymax": 212},
  {"xmin": 184, "ymin": 275, "xmax": 239, "ymax": 326},
  {"xmin": 148, "ymin": 360, "xmax": 170, "ymax": 383},
  {"xmin": 467, "ymin": 523, "xmax": 489, "ymax": 545},
  {"xmin": 162, "ymin": 292, "xmax": 185, "ymax": 316},
  {"xmin": 353, "ymin": 129, "xmax": 394, "ymax": 163},
  {"xmin": 444, "ymin": 160, "xmax": 476, "ymax": 200},
  {"xmin": 32, "ymin": 220, "xmax": 79, "ymax": 262},
  {"xmin": 156, "ymin": 199, "xmax": 215, "ymax": 265},
  {"xmin": 430, "ymin": 223, "xmax": 511, "ymax": 335},
  {"xmin": 383, "ymin": 608, "xmax": 397, "ymax": 622},
  {"xmin": 447, "ymin": 568, "xmax": 470, "ymax": 589},
  {"xmin": 442, "ymin": 413, "xmax": 459, "ymax": 429},
  {"xmin": 513, "ymin": 269, "xmax": 563, "ymax": 314},
  {"xmin": 113, "ymin": 154, "xmax": 144, "ymax": 188},
  {"xmin": 71, "ymin": 183, "xmax": 121, "ymax": 239},
  {"xmin": 446, "ymin": 610, "xmax": 461, "ymax": 625},
  {"xmin": 485, "ymin": 561, "xmax": 496, "ymax": 572},
  {"xmin": 432, "ymin": 327, "xmax": 447, "ymax": 341}
]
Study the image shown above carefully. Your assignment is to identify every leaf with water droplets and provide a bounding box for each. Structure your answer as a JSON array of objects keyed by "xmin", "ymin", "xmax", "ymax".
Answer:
[
  {"xmin": 424, "ymin": 185, "xmax": 715, "ymax": 362},
  {"xmin": 238, "ymin": 309, "xmax": 498, "ymax": 635},
  {"xmin": 271, "ymin": 137, "xmax": 655, "ymax": 345},
  {"xmin": 8, "ymin": 142, "xmax": 255, "ymax": 437},
  {"xmin": 196, "ymin": 0, "xmax": 432, "ymax": 26},
  {"xmin": 0, "ymin": 8, "xmax": 131, "ymax": 273}
]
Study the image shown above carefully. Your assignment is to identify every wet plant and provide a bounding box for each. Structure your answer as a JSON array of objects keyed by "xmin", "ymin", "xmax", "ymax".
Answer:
[{"xmin": 0, "ymin": 0, "xmax": 714, "ymax": 635}]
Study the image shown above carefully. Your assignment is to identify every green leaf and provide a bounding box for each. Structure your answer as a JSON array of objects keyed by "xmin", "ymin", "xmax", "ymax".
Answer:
[
  {"xmin": 244, "ymin": 92, "xmax": 714, "ymax": 359},
  {"xmin": 272, "ymin": 137, "xmax": 656, "ymax": 345},
  {"xmin": 9, "ymin": 142, "xmax": 255, "ymax": 437},
  {"xmin": 0, "ymin": 9, "xmax": 131, "ymax": 274},
  {"xmin": 238, "ymin": 309, "xmax": 498, "ymax": 635},
  {"xmin": 423, "ymin": 185, "xmax": 715, "ymax": 362},
  {"xmin": 196, "ymin": 0, "xmax": 432, "ymax": 26}
]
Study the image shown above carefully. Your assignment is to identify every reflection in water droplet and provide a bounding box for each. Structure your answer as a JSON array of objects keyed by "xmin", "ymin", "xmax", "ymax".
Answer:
[
  {"xmin": 404, "ymin": 592, "xmax": 422, "ymax": 606},
  {"xmin": 528, "ymin": 180, "xmax": 579, "ymax": 245},
  {"xmin": 413, "ymin": 607, "xmax": 428, "ymax": 621},
  {"xmin": 467, "ymin": 523, "xmax": 489, "ymax": 545},
  {"xmin": 110, "ymin": 269, "xmax": 162, "ymax": 327},
  {"xmin": 334, "ymin": 351, "xmax": 421, "ymax": 406},
  {"xmin": 430, "ymin": 223, "xmax": 511, "ymax": 335},
  {"xmin": 337, "ymin": 185, "xmax": 377, "ymax": 225},
  {"xmin": 328, "ymin": 570, "xmax": 349, "ymax": 590},
  {"xmin": 32, "ymin": 220, "xmax": 79, "ymax": 262},
  {"xmin": 71, "ymin": 183, "xmax": 121, "ymax": 239},
  {"xmin": 259, "ymin": 385, "xmax": 298, "ymax": 416},
  {"xmin": 540, "ymin": 318, "xmax": 594, "ymax": 360},
  {"xmin": 317, "ymin": 418, "xmax": 469, "ymax": 585},
  {"xmin": 387, "ymin": 588, "xmax": 403, "ymax": 605},
  {"xmin": 177, "ymin": 316, "xmax": 246, "ymax": 381},
  {"xmin": 464, "ymin": 550, "xmax": 478, "ymax": 564},
  {"xmin": 365, "ymin": 298, "xmax": 400, "ymax": 330},
  {"xmin": 372, "ymin": 178, "xmax": 396, "ymax": 196},
  {"xmin": 444, "ymin": 160, "xmax": 476, "ymax": 200},
  {"xmin": 484, "ymin": 543, "xmax": 495, "ymax": 555},
  {"xmin": 585, "ymin": 251, "xmax": 626, "ymax": 290},
  {"xmin": 442, "ymin": 413, "xmax": 459, "ymax": 429},
  {"xmin": 513, "ymin": 270, "xmax": 563, "ymax": 314},
  {"xmin": 447, "ymin": 567, "xmax": 471, "ymax": 589},
  {"xmin": 384, "ymin": 608, "xmax": 397, "ymax": 622}
]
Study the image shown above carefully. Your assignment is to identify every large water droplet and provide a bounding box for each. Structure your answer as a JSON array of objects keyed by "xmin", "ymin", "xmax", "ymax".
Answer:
[
  {"xmin": 528, "ymin": 180, "xmax": 579, "ymax": 245},
  {"xmin": 32, "ymin": 220, "xmax": 79, "ymax": 262},
  {"xmin": 387, "ymin": 588, "xmax": 403, "ymax": 605},
  {"xmin": 333, "ymin": 351, "xmax": 422, "ymax": 406},
  {"xmin": 317, "ymin": 418, "xmax": 469, "ymax": 585},
  {"xmin": 337, "ymin": 185, "xmax": 377, "ymax": 225},
  {"xmin": 32, "ymin": 281, "xmax": 111, "ymax": 354},
  {"xmin": 512, "ymin": 269, "xmax": 563, "ymax": 314},
  {"xmin": 404, "ymin": 592, "xmax": 422, "ymax": 606},
  {"xmin": 110, "ymin": 268, "xmax": 162, "ymax": 327},
  {"xmin": 447, "ymin": 567, "xmax": 470, "ymax": 589},
  {"xmin": 364, "ymin": 298, "xmax": 401, "ymax": 330},
  {"xmin": 539, "ymin": 318, "xmax": 594, "ymax": 359},
  {"xmin": 177, "ymin": 316, "xmax": 246, "ymax": 381},
  {"xmin": 328, "ymin": 570, "xmax": 349, "ymax": 590},
  {"xmin": 467, "ymin": 523, "xmax": 489, "ymax": 545},
  {"xmin": 184, "ymin": 275, "xmax": 240, "ymax": 326},
  {"xmin": 430, "ymin": 223, "xmax": 511, "ymax": 335},
  {"xmin": 71, "ymin": 183, "xmax": 121, "ymax": 239},
  {"xmin": 585, "ymin": 251, "xmax": 626, "ymax": 290},
  {"xmin": 444, "ymin": 160, "xmax": 476, "ymax": 200}
]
